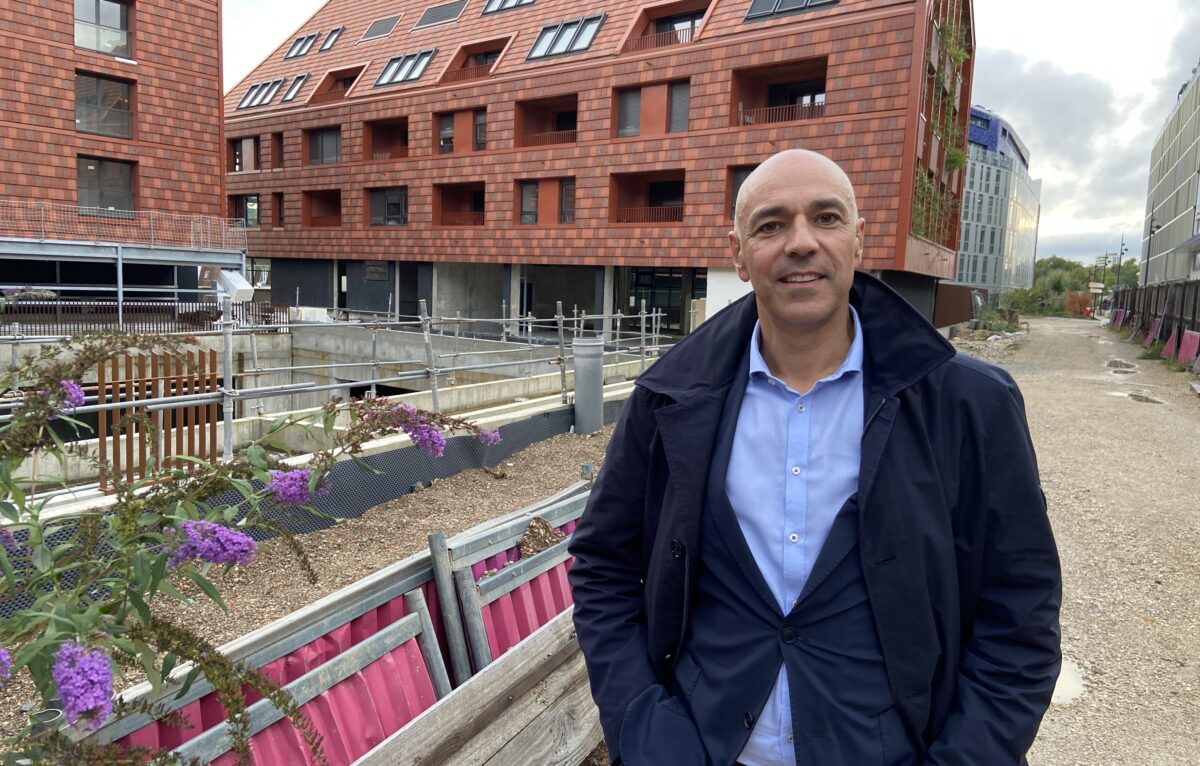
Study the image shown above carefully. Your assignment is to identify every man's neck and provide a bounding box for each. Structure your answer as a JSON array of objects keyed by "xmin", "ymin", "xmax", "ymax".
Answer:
[{"xmin": 757, "ymin": 308, "xmax": 855, "ymax": 395}]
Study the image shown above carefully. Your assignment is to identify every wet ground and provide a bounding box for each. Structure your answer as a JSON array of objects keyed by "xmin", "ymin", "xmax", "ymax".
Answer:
[{"xmin": 1006, "ymin": 318, "xmax": 1199, "ymax": 766}]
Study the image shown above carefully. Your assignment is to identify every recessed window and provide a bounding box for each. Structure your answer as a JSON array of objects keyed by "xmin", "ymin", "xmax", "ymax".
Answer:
[
  {"xmin": 228, "ymin": 137, "xmax": 260, "ymax": 172},
  {"xmin": 438, "ymin": 114, "xmax": 455, "ymax": 154},
  {"xmin": 320, "ymin": 27, "xmax": 343, "ymax": 51},
  {"xmin": 78, "ymin": 157, "xmax": 134, "ymax": 212},
  {"xmin": 362, "ymin": 14, "xmax": 402, "ymax": 41},
  {"xmin": 75, "ymin": 0, "xmax": 130, "ymax": 57},
  {"xmin": 376, "ymin": 49, "xmax": 437, "ymax": 86},
  {"xmin": 237, "ymin": 79, "xmax": 285, "ymax": 109},
  {"xmin": 306, "ymin": 127, "xmax": 341, "ymax": 165},
  {"xmin": 746, "ymin": 0, "xmax": 836, "ymax": 21},
  {"xmin": 559, "ymin": 179, "xmax": 576, "ymax": 224},
  {"xmin": 519, "ymin": 182, "xmax": 539, "ymax": 224},
  {"xmin": 231, "ymin": 195, "xmax": 260, "ymax": 227},
  {"xmin": 369, "ymin": 187, "xmax": 409, "ymax": 226},
  {"xmin": 285, "ymin": 33, "xmax": 319, "ymax": 58},
  {"xmin": 528, "ymin": 15, "xmax": 604, "ymax": 60},
  {"xmin": 282, "ymin": 74, "xmax": 308, "ymax": 102},
  {"xmin": 483, "ymin": 0, "xmax": 533, "ymax": 13},
  {"xmin": 729, "ymin": 165, "xmax": 757, "ymax": 218},
  {"xmin": 617, "ymin": 89, "xmax": 640, "ymax": 137},
  {"xmin": 75, "ymin": 72, "xmax": 131, "ymax": 139},
  {"xmin": 668, "ymin": 81, "xmax": 689, "ymax": 133},
  {"xmin": 415, "ymin": 0, "xmax": 467, "ymax": 28}
]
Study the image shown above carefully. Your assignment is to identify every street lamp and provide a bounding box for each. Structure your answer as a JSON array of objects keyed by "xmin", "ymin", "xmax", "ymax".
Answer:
[
  {"xmin": 1113, "ymin": 233, "xmax": 1128, "ymax": 286},
  {"xmin": 1143, "ymin": 215, "xmax": 1161, "ymax": 287}
]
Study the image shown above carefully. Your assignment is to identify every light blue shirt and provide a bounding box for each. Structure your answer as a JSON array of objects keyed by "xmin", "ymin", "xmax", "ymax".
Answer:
[{"xmin": 726, "ymin": 308, "xmax": 864, "ymax": 766}]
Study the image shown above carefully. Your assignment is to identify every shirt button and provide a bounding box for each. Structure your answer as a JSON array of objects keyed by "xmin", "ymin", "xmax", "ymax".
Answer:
[
  {"xmin": 796, "ymin": 402, "xmax": 806, "ymax": 413},
  {"xmin": 790, "ymin": 466, "xmax": 800, "ymax": 476},
  {"xmin": 788, "ymin": 533, "xmax": 799, "ymax": 543}
]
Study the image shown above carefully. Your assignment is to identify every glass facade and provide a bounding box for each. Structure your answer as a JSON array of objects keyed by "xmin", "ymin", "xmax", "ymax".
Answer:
[{"xmin": 956, "ymin": 141, "xmax": 1040, "ymax": 296}]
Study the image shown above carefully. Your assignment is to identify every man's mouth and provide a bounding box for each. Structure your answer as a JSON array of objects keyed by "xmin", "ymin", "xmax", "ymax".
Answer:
[{"xmin": 781, "ymin": 274, "xmax": 823, "ymax": 284}]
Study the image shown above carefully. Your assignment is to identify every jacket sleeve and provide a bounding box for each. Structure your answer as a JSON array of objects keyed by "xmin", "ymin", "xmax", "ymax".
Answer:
[
  {"xmin": 567, "ymin": 389, "xmax": 707, "ymax": 765},
  {"xmin": 923, "ymin": 379, "xmax": 1062, "ymax": 764}
]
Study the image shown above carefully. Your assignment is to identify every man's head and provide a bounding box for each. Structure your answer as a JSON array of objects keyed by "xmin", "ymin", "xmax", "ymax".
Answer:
[{"xmin": 728, "ymin": 149, "xmax": 865, "ymax": 341}]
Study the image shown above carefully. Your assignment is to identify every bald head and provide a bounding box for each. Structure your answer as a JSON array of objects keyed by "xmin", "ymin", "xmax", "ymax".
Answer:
[{"xmin": 733, "ymin": 150, "xmax": 859, "ymax": 239}]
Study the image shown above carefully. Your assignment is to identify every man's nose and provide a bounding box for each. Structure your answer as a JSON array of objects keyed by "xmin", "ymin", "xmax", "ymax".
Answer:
[{"xmin": 784, "ymin": 216, "xmax": 819, "ymax": 256}]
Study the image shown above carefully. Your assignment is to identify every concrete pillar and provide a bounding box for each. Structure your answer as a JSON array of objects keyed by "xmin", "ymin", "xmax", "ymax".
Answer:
[
  {"xmin": 572, "ymin": 337, "xmax": 604, "ymax": 434},
  {"xmin": 601, "ymin": 265, "xmax": 615, "ymax": 340},
  {"xmin": 506, "ymin": 263, "xmax": 522, "ymax": 334}
]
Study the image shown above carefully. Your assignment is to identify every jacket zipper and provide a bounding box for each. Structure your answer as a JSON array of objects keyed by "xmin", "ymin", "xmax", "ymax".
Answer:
[
  {"xmin": 671, "ymin": 555, "xmax": 691, "ymax": 673},
  {"xmin": 860, "ymin": 396, "xmax": 887, "ymax": 450}
]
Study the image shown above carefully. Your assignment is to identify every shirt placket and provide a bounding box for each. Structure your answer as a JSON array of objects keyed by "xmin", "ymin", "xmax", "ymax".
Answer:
[{"xmin": 782, "ymin": 385, "xmax": 809, "ymax": 612}]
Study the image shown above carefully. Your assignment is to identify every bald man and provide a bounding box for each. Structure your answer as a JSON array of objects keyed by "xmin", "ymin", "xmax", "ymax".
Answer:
[{"xmin": 569, "ymin": 150, "xmax": 1061, "ymax": 766}]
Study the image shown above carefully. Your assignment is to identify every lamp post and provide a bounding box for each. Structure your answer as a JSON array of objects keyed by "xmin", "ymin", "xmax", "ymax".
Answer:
[
  {"xmin": 1143, "ymin": 215, "xmax": 1161, "ymax": 287},
  {"xmin": 1112, "ymin": 234, "xmax": 1128, "ymax": 315}
]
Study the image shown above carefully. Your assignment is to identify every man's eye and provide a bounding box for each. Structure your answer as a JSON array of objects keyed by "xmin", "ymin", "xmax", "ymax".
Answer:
[
  {"xmin": 815, "ymin": 213, "xmax": 840, "ymax": 225},
  {"xmin": 757, "ymin": 221, "xmax": 782, "ymax": 234}
]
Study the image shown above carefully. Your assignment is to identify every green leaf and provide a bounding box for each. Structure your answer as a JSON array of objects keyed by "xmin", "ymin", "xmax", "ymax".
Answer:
[
  {"xmin": 160, "ymin": 652, "xmax": 179, "ymax": 684},
  {"xmin": 261, "ymin": 438, "xmax": 292, "ymax": 455},
  {"xmin": 157, "ymin": 580, "xmax": 190, "ymax": 604},
  {"xmin": 0, "ymin": 501, "xmax": 18, "ymax": 523},
  {"xmin": 267, "ymin": 416, "xmax": 288, "ymax": 435},
  {"xmin": 175, "ymin": 666, "xmax": 202, "ymax": 700},
  {"xmin": 183, "ymin": 569, "xmax": 228, "ymax": 614},
  {"xmin": 350, "ymin": 454, "xmax": 383, "ymax": 475},
  {"xmin": 31, "ymin": 544, "xmax": 52, "ymax": 573},
  {"xmin": 137, "ymin": 513, "xmax": 160, "ymax": 528},
  {"xmin": 127, "ymin": 588, "xmax": 152, "ymax": 625},
  {"xmin": 138, "ymin": 642, "xmax": 163, "ymax": 693},
  {"xmin": 148, "ymin": 552, "xmax": 169, "ymax": 594},
  {"xmin": 0, "ymin": 548, "xmax": 15, "ymax": 583},
  {"xmin": 246, "ymin": 445, "xmax": 268, "ymax": 469}
]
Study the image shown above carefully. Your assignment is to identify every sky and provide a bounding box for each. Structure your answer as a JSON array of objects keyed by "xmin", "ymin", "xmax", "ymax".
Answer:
[{"xmin": 222, "ymin": 0, "xmax": 1200, "ymax": 265}]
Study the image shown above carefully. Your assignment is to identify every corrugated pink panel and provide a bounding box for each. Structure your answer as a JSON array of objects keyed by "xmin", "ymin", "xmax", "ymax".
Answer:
[
  {"xmin": 1143, "ymin": 319, "xmax": 1162, "ymax": 348},
  {"xmin": 117, "ymin": 580, "xmax": 440, "ymax": 752},
  {"xmin": 480, "ymin": 560, "xmax": 573, "ymax": 659},
  {"xmin": 1161, "ymin": 327, "xmax": 1179, "ymax": 359},
  {"xmin": 209, "ymin": 636, "xmax": 437, "ymax": 766},
  {"xmin": 1113, "ymin": 309, "xmax": 1125, "ymax": 328},
  {"xmin": 1179, "ymin": 331, "xmax": 1200, "ymax": 365}
]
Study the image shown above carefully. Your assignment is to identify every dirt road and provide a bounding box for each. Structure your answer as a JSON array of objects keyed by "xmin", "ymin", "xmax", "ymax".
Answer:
[{"xmin": 1007, "ymin": 318, "xmax": 1199, "ymax": 766}]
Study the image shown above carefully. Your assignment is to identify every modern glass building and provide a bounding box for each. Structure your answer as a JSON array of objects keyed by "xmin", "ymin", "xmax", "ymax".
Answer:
[
  {"xmin": 955, "ymin": 105, "xmax": 1041, "ymax": 297},
  {"xmin": 1143, "ymin": 64, "xmax": 1200, "ymax": 285}
]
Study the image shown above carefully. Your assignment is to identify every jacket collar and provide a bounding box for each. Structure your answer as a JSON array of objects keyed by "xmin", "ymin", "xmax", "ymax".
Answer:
[{"xmin": 637, "ymin": 271, "xmax": 955, "ymax": 402}]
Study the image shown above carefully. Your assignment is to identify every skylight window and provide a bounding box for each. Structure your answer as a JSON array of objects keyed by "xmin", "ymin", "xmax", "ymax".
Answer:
[
  {"xmin": 237, "ymin": 78, "xmax": 285, "ymax": 109},
  {"xmin": 320, "ymin": 27, "xmax": 343, "ymax": 51},
  {"xmin": 285, "ymin": 33, "xmax": 319, "ymax": 58},
  {"xmin": 415, "ymin": 0, "xmax": 467, "ymax": 28},
  {"xmin": 282, "ymin": 74, "xmax": 308, "ymax": 102},
  {"xmin": 745, "ymin": 0, "xmax": 837, "ymax": 21},
  {"xmin": 527, "ymin": 15, "xmax": 604, "ymax": 60},
  {"xmin": 375, "ymin": 49, "xmax": 437, "ymax": 86},
  {"xmin": 483, "ymin": 0, "xmax": 533, "ymax": 12},
  {"xmin": 362, "ymin": 14, "xmax": 402, "ymax": 41}
]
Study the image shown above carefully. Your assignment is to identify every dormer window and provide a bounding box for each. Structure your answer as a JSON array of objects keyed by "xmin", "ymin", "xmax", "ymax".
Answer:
[
  {"xmin": 285, "ymin": 33, "xmax": 319, "ymax": 58},
  {"xmin": 362, "ymin": 14, "xmax": 402, "ymax": 41},
  {"xmin": 376, "ymin": 50, "xmax": 437, "ymax": 87},
  {"xmin": 320, "ymin": 27, "xmax": 343, "ymax": 51}
]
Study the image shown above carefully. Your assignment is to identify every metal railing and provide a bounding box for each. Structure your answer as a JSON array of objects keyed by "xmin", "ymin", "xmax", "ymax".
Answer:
[
  {"xmin": 0, "ymin": 199, "xmax": 248, "ymax": 251},
  {"xmin": 372, "ymin": 146, "xmax": 409, "ymax": 160},
  {"xmin": 520, "ymin": 129, "xmax": 577, "ymax": 147},
  {"xmin": 621, "ymin": 26, "xmax": 695, "ymax": 54},
  {"xmin": 615, "ymin": 205, "xmax": 684, "ymax": 224},
  {"xmin": 1, "ymin": 299, "xmax": 288, "ymax": 336},
  {"xmin": 739, "ymin": 102, "xmax": 825, "ymax": 126},
  {"xmin": 442, "ymin": 64, "xmax": 492, "ymax": 84},
  {"xmin": 440, "ymin": 211, "xmax": 485, "ymax": 226}
]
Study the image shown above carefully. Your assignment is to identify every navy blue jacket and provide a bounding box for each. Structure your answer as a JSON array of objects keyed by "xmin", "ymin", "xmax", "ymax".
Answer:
[{"xmin": 568, "ymin": 273, "xmax": 1061, "ymax": 765}]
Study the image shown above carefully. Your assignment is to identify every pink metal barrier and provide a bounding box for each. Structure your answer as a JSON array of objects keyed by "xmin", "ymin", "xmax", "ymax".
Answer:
[
  {"xmin": 1179, "ymin": 331, "xmax": 1200, "ymax": 366},
  {"xmin": 1161, "ymin": 327, "xmax": 1179, "ymax": 359},
  {"xmin": 1142, "ymin": 318, "xmax": 1162, "ymax": 348}
]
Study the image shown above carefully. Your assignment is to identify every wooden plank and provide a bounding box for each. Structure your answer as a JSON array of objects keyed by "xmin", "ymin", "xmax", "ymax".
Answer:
[
  {"xmin": 353, "ymin": 609, "xmax": 578, "ymax": 766},
  {"xmin": 137, "ymin": 353, "xmax": 148, "ymax": 480},
  {"xmin": 110, "ymin": 356, "xmax": 121, "ymax": 486},
  {"xmin": 196, "ymin": 349, "xmax": 208, "ymax": 460},
  {"xmin": 124, "ymin": 353, "xmax": 134, "ymax": 484},
  {"xmin": 97, "ymin": 359, "xmax": 108, "ymax": 493},
  {"xmin": 208, "ymin": 348, "xmax": 218, "ymax": 462},
  {"xmin": 184, "ymin": 350, "xmax": 195, "ymax": 474}
]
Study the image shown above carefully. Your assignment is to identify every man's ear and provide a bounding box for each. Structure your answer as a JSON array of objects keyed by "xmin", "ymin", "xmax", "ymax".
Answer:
[
  {"xmin": 854, "ymin": 217, "xmax": 866, "ymax": 267},
  {"xmin": 728, "ymin": 230, "xmax": 750, "ymax": 282}
]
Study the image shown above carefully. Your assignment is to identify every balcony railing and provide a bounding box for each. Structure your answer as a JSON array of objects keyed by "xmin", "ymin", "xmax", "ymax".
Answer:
[
  {"xmin": 309, "ymin": 89, "xmax": 350, "ymax": 105},
  {"xmin": 738, "ymin": 102, "xmax": 825, "ymax": 126},
  {"xmin": 0, "ymin": 299, "xmax": 288, "ymax": 335},
  {"xmin": 622, "ymin": 26, "xmax": 695, "ymax": 54},
  {"xmin": 372, "ymin": 146, "xmax": 409, "ymax": 160},
  {"xmin": 0, "ymin": 199, "xmax": 247, "ymax": 251},
  {"xmin": 521, "ymin": 130, "xmax": 577, "ymax": 148},
  {"xmin": 615, "ymin": 205, "xmax": 683, "ymax": 224},
  {"xmin": 442, "ymin": 63, "xmax": 492, "ymax": 84},
  {"xmin": 440, "ymin": 211, "xmax": 485, "ymax": 226},
  {"xmin": 308, "ymin": 215, "xmax": 341, "ymax": 228},
  {"xmin": 75, "ymin": 20, "xmax": 129, "ymax": 57}
]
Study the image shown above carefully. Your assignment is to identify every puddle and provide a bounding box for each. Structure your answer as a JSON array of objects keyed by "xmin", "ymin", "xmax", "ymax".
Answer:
[
  {"xmin": 1106, "ymin": 360, "xmax": 1135, "ymax": 370},
  {"xmin": 1128, "ymin": 393, "xmax": 1163, "ymax": 404},
  {"xmin": 1052, "ymin": 658, "xmax": 1086, "ymax": 705},
  {"xmin": 1111, "ymin": 369, "xmax": 1136, "ymax": 375}
]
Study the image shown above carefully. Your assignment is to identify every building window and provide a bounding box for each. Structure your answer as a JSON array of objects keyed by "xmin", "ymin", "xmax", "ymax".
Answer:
[
  {"xmin": 656, "ymin": 11, "xmax": 704, "ymax": 36},
  {"xmin": 75, "ymin": 0, "xmax": 130, "ymax": 57},
  {"xmin": 273, "ymin": 192, "xmax": 284, "ymax": 226},
  {"xmin": 617, "ymin": 89, "xmax": 640, "ymax": 137},
  {"xmin": 376, "ymin": 49, "xmax": 437, "ymax": 86},
  {"xmin": 307, "ymin": 127, "xmax": 341, "ymax": 164},
  {"xmin": 559, "ymin": 179, "xmax": 576, "ymax": 224},
  {"xmin": 730, "ymin": 165, "xmax": 756, "ymax": 218},
  {"xmin": 231, "ymin": 195, "xmax": 260, "ymax": 227},
  {"xmin": 474, "ymin": 109, "xmax": 487, "ymax": 150},
  {"xmin": 528, "ymin": 15, "xmax": 604, "ymax": 60},
  {"xmin": 369, "ymin": 187, "xmax": 408, "ymax": 226},
  {"xmin": 519, "ymin": 182, "xmax": 539, "ymax": 224},
  {"xmin": 282, "ymin": 74, "xmax": 308, "ymax": 102},
  {"xmin": 78, "ymin": 157, "xmax": 134, "ymax": 212},
  {"xmin": 484, "ymin": 0, "xmax": 533, "ymax": 12},
  {"xmin": 237, "ymin": 79, "xmax": 285, "ymax": 110},
  {"xmin": 285, "ymin": 33, "xmax": 319, "ymax": 58},
  {"xmin": 416, "ymin": 0, "xmax": 467, "ymax": 28},
  {"xmin": 438, "ymin": 114, "xmax": 455, "ymax": 154},
  {"xmin": 745, "ymin": 0, "xmax": 836, "ymax": 22},
  {"xmin": 75, "ymin": 73, "xmax": 131, "ymax": 139},
  {"xmin": 250, "ymin": 258, "xmax": 271, "ymax": 288},
  {"xmin": 970, "ymin": 115, "xmax": 989, "ymax": 129},
  {"xmin": 362, "ymin": 14, "xmax": 402, "ymax": 41},
  {"xmin": 320, "ymin": 27, "xmax": 343, "ymax": 51},
  {"xmin": 228, "ymin": 137, "xmax": 260, "ymax": 172},
  {"xmin": 668, "ymin": 81, "xmax": 690, "ymax": 133}
]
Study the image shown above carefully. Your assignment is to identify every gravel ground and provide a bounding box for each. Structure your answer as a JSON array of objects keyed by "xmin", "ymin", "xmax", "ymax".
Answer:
[{"xmin": 958, "ymin": 317, "xmax": 1199, "ymax": 766}]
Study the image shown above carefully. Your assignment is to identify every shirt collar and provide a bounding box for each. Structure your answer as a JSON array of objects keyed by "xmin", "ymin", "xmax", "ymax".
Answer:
[{"xmin": 748, "ymin": 305, "xmax": 864, "ymax": 388}]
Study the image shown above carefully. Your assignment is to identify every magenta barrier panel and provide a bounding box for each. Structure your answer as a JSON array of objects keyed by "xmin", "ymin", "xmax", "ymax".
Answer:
[
  {"xmin": 1162, "ymin": 328, "xmax": 1179, "ymax": 359},
  {"xmin": 210, "ymin": 636, "xmax": 437, "ymax": 766},
  {"xmin": 117, "ymin": 580, "xmax": 442, "ymax": 752},
  {"xmin": 480, "ymin": 561, "xmax": 574, "ymax": 659},
  {"xmin": 1114, "ymin": 309, "xmax": 1126, "ymax": 328},
  {"xmin": 1179, "ymin": 331, "xmax": 1200, "ymax": 365},
  {"xmin": 1143, "ymin": 319, "xmax": 1162, "ymax": 348}
]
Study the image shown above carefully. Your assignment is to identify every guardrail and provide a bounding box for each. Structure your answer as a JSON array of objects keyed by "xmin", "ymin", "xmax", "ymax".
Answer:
[
  {"xmin": 621, "ymin": 26, "xmax": 695, "ymax": 53},
  {"xmin": 0, "ymin": 199, "xmax": 247, "ymax": 251},
  {"xmin": 739, "ymin": 101, "xmax": 825, "ymax": 125},
  {"xmin": 0, "ymin": 299, "xmax": 288, "ymax": 335}
]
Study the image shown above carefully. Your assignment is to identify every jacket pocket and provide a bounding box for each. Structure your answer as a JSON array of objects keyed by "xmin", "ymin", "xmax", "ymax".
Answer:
[
  {"xmin": 876, "ymin": 706, "xmax": 918, "ymax": 766},
  {"xmin": 671, "ymin": 648, "xmax": 703, "ymax": 702},
  {"xmin": 619, "ymin": 683, "xmax": 711, "ymax": 766}
]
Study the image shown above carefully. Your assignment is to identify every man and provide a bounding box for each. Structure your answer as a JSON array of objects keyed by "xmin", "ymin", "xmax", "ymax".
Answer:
[{"xmin": 568, "ymin": 150, "xmax": 1061, "ymax": 766}]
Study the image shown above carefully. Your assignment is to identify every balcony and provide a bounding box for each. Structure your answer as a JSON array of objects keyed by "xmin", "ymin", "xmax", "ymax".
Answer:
[
  {"xmin": 440, "ymin": 211, "xmax": 485, "ymax": 226},
  {"xmin": 738, "ymin": 102, "xmax": 825, "ymax": 125},
  {"xmin": 442, "ymin": 63, "xmax": 492, "ymax": 84},
  {"xmin": 521, "ymin": 130, "xmax": 577, "ymax": 148},
  {"xmin": 516, "ymin": 95, "xmax": 578, "ymax": 148},
  {"xmin": 436, "ymin": 182, "xmax": 485, "ymax": 226},
  {"xmin": 622, "ymin": 26, "xmax": 695, "ymax": 54},
  {"xmin": 615, "ymin": 206, "xmax": 683, "ymax": 224},
  {"xmin": 303, "ymin": 190, "xmax": 342, "ymax": 228},
  {"xmin": 365, "ymin": 118, "xmax": 409, "ymax": 161},
  {"xmin": 0, "ymin": 199, "xmax": 247, "ymax": 251}
]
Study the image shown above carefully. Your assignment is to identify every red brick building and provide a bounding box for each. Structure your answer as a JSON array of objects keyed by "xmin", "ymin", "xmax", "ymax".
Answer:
[
  {"xmin": 226, "ymin": 0, "xmax": 974, "ymax": 329},
  {"xmin": 0, "ymin": 0, "xmax": 241, "ymax": 300}
]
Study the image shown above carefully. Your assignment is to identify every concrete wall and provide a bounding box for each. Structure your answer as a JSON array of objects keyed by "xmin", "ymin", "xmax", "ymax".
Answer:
[
  {"xmin": 524, "ymin": 265, "xmax": 603, "ymax": 320},
  {"xmin": 704, "ymin": 268, "xmax": 752, "ymax": 323},
  {"xmin": 435, "ymin": 262, "xmax": 505, "ymax": 320}
]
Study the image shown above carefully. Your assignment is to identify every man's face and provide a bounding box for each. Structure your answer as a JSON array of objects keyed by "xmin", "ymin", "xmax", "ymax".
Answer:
[{"xmin": 728, "ymin": 152, "xmax": 865, "ymax": 337}]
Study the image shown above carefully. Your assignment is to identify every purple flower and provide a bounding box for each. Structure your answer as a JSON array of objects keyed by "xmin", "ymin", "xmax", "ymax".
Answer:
[
  {"xmin": 168, "ymin": 520, "xmax": 257, "ymax": 568},
  {"xmin": 0, "ymin": 528, "xmax": 17, "ymax": 554},
  {"xmin": 59, "ymin": 380, "xmax": 86, "ymax": 411},
  {"xmin": 0, "ymin": 647, "xmax": 12, "ymax": 687},
  {"xmin": 391, "ymin": 406, "xmax": 446, "ymax": 457},
  {"xmin": 478, "ymin": 429, "xmax": 502, "ymax": 446},
  {"xmin": 51, "ymin": 641, "xmax": 113, "ymax": 732},
  {"xmin": 266, "ymin": 468, "xmax": 329, "ymax": 506}
]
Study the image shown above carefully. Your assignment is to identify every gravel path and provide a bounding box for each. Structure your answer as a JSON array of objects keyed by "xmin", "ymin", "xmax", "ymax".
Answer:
[{"xmin": 975, "ymin": 318, "xmax": 1200, "ymax": 766}]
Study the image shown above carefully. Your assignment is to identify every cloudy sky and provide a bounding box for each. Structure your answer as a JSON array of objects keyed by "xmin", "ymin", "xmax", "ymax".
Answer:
[{"xmin": 223, "ymin": 0, "xmax": 1200, "ymax": 264}]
